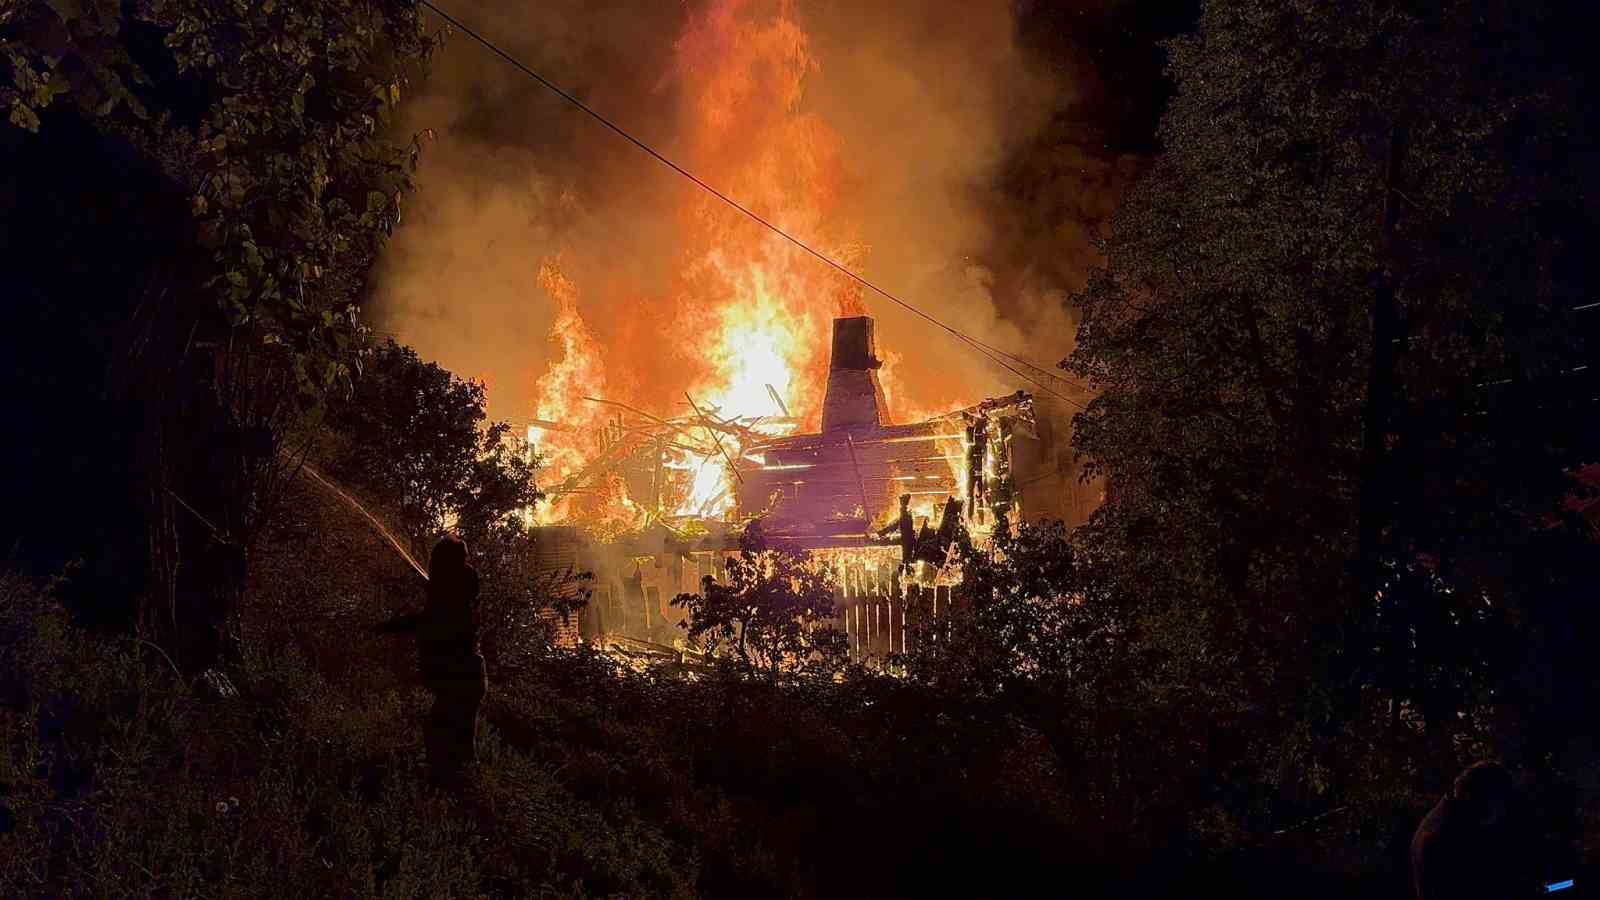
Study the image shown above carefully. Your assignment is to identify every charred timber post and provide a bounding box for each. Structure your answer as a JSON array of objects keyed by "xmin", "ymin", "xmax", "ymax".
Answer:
[
  {"xmin": 966, "ymin": 421, "xmax": 986, "ymax": 510},
  {"xmin": 765, "ymin": 383, "xmax": 790, "ymax": 417},
  {"xmin": 897, "ymin": 494, "xmax": 915, "ymax": 560},
  {"xmin": 936, "ymin": 497, "xmax": 963, "ymax": 548}
]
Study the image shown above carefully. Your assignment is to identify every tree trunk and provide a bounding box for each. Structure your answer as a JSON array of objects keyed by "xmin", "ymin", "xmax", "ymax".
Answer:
[
  {"xmin": 1356, "ymin": 278, "xmax": 1399, "ymax": 590},
  {"xmin": 144, "ymin": 363, "xmax": 251, "ymax": 674},
  {"xmin": 1352, "ymin": 126, "xmax": 1408, "ymax": 715},
  {"xmin": 131, "ymin": 296, "xmax": 264, "ymax": 676}
]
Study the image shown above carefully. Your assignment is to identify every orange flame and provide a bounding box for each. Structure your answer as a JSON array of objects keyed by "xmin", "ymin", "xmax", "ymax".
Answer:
[
  {"xmin": 527, "ymin": 261, "xmax": 640, "ymax": 532},
  {"xmin": 528, "ymin": 0, "xmax": 913, "ymax": 535},
  {"xmin": 670, "ymin": 0, "xmax": 862, "ymax": 427}
]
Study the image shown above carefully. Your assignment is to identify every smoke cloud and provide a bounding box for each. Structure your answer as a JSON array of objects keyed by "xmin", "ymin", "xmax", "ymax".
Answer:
[{"xmin": 372, "ymin": 0, "xmax": 1140, "ymax": 424}]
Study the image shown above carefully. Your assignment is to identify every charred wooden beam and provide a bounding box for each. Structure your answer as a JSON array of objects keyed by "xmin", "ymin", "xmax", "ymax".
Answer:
[
  {"xmin": 766, "ymin": 383, "xmax": 791, "ymax": 417},
  {"xmin": 583, "ymin": 396, "xmax": 700, "ymax": 443},
  {"xmin": 521, "ymin": 416, "xmax": 577, "ymax": 432},
  {"xmin": 684, "ymin": 392, "xmax": 743, "ymax": 484},
  {"xmin": 844, "ymin": 433, "xmax": 870, "ymax": 515}
]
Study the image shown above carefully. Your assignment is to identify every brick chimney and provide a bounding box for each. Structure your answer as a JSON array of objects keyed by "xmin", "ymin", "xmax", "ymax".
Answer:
[{"xmin": 821, "ymin": 316, "xmax": 889, "ymax": 432}]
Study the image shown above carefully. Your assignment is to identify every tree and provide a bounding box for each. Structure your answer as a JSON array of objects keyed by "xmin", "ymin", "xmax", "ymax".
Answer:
[
  {"xmin": 1066, "ymin": 0, "xmax": 1597, "ymax": 800},
  {"xmin": 469, "ymin": 519, "xmax": 592, "ymax": 677},
  {"xmin": 323, "ymin": 339, "xmax": 538, "ymax": 558},
  {"xmin": 673, "ymin": 527, "xmax": 847, "ymax": 683},
  {"xmin": 3, "ymin": 0, "xmax": 438, "ymax": 671},
  {"xmin": 320, "ymin": 338, "xmax": 567, "ymax": 674},
  {"xmin": 902, "ymin": 522, "xmax": 1224, "ymax": 833},
  {"xmin": 906, "ymin": 522, "xmax": 1090, "ymax": 701}
]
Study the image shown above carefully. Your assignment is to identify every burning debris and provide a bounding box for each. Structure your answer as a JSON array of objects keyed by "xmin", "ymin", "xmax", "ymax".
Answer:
[{"xmin": 530, "ymin": 316, "xmax": 1036, "ymax": 541}]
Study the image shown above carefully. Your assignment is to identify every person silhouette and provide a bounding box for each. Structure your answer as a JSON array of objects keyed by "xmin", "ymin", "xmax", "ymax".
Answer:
[
  {"xmin": 1411, "ymin": 760, "xmax": 1531, "ymax": 899},
  {"xmin": 375, "ymin": 536, "xmax": 486, "ymax": 786}
]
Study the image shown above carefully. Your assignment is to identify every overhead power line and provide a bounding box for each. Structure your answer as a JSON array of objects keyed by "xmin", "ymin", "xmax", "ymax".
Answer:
[{"xmin": 414, "ymin": 0, "xmax": 1092, "ymax": 411}]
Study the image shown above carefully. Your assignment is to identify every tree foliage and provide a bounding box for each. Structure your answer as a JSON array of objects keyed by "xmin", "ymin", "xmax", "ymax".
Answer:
[
  {"xmin": 673, "ymin": 528, "xmax": 847, "ymax": 683},
  {"xmin": 3, "ymin": 0, "xmax": 440, "ymax": 670},
  {"xmin": 4, "ymin": 0, "xmax": 435, "ymax": 401},
  {"xmin": 903, "ymin": 522, "xmax": 1238, "ymax": 840},
  {"xmin": 319, "ymin": 338, "xmax": 569, "ymax": 673},
  {"xmin": 323, "ymin": 339, "xmax": 538, "ymax": 557},
  {"xmin": 1065, "ymin": 0, "xmax": 1598, "ymax": 798},
  {"xmin": 907, "ymin": 522, "xmax": 1092, "ymax": 699}
]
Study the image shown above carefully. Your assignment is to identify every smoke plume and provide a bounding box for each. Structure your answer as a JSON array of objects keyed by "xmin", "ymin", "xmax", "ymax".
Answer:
[{"xmin": 372, "ymin": 0, "xmax": 1140, "ymax": 424}]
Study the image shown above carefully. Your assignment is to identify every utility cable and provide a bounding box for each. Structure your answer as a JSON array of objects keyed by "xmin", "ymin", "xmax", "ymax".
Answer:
[{"xmin": 415, "ymin": 0, "xmax": 1092, "ymax": 409}]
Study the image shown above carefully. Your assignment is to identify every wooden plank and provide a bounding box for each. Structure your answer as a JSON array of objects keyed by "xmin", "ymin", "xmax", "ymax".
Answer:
[
  {"xmin": 740, "ymin": 459, "xmax": 961, "ymax": 483},
  {"xmin": 751, "ymin": 439, "xmax": 966, "ymax": 469},
  {"xmin": 845, "ymin": 433, "xmax": 870, "ymax": 517},
  {"xmin": 746, "ymin": 421, "xmax": 964, "ymax": 453}
]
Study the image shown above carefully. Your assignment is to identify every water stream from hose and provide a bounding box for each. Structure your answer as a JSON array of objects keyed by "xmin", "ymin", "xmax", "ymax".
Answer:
[{"xmin": 299, "ymin": 463, "xmax": 428, "ymax": 580}]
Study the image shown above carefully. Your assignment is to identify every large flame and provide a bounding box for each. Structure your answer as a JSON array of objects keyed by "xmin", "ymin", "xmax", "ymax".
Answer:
[
  {"xmin": 525, "ymin": 0, "xmax": 961, "ymax": 535},
  {"xmin": 670, "ymin": 0, "xmax": 864, "ymax": 426},
  {"xmin": 527, "ymin": 261, "xmax": 640, "ymax": 532}
]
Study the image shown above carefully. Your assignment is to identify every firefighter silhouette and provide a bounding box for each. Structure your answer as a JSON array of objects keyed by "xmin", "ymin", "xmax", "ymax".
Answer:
[{"xmin": 375, "ymin": 536, "xmax": 486, "ymax": 786}]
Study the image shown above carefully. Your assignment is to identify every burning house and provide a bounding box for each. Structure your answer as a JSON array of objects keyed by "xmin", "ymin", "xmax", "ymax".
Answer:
[
  {"xmin": 374, "ymin": 0, "xmax": 1104, "ymax": 663},
  {"xmin": 530, "ymin": 315, "xmax": 1089, "ymax": 661}
]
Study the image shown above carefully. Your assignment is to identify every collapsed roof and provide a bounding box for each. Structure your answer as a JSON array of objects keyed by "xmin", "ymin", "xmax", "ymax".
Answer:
[
  {"xmin": 736, "ymin": 316, "xmax": 1035, "ymax": 549},
  {"xmin": 534, "ymin": 315, "xmax": 1061, "ymax": 550}
]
